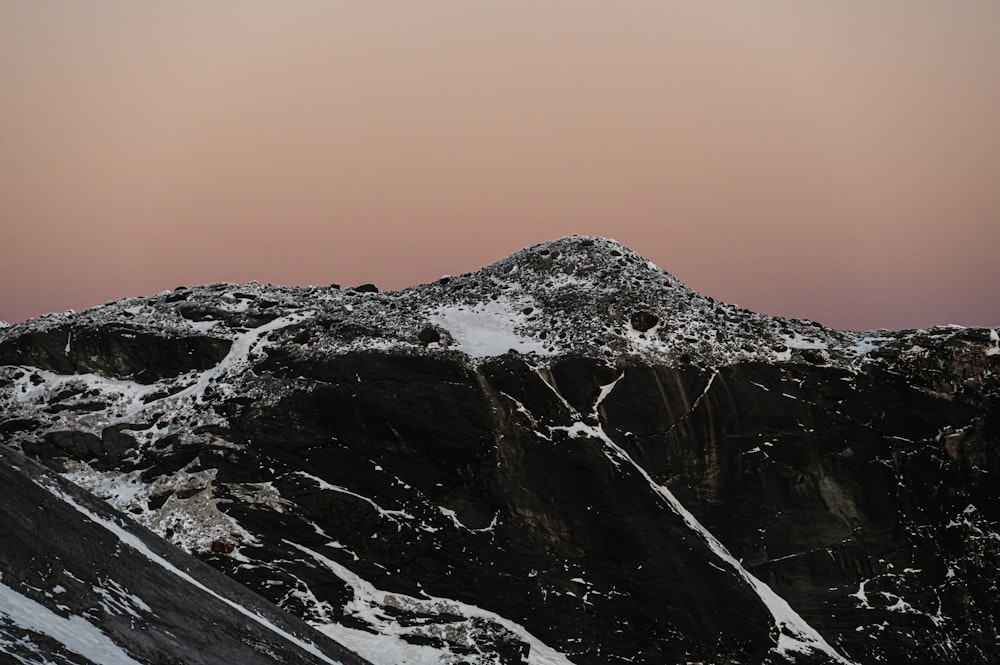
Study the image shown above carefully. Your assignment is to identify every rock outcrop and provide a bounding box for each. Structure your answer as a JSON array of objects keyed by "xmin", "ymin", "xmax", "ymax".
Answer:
[{"xmin": 0, "ymin": 446, "xmax": 370, "ymax": 665}]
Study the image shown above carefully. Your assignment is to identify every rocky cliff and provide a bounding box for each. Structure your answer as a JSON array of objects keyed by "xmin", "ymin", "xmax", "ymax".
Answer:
[
  {"xmin": 1, "ymin": 236, "xmax": 998, "ymax": 664},
  {"xmin": 0, "ymin": 445, "xmax": 371, "ymax": 665}
]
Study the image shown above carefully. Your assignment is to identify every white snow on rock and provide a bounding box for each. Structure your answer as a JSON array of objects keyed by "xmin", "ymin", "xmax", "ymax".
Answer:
[
  {"xmin": 552, "ymin": 373, "xmax": 857, "ymax": 665},
  {"xmin": 430, "ymin": 299, "xmax": 553, "ymax": 359},
  {"xmin": 35, "ymin": 478, "xmax": 348, "ymax": 665},
  {"xmin": 1, "ymin": 234, "xmax": 996, "ymax": 665},
  {"xmin": 781, "ymin": 332, "xmax": 829, "ymax": 350},
  {"xmin": 0, "ymin": 573, "xmax": 143, "ymax": 665},
  {"xmin": 63, "ymin": 463, "xmax": 256, "ymax": 554},
  {"xmin": 293, "ymin": 471, "xmax": 416, "ymax": 523},
  {"xmin": 0, "ymin": 235, "xmax": 928, "ymax": 374},
  {"xmin": 291, "ymin": 541, "xmax": 578, "ymax": 665},
  {"xmin": 610, "ymin": 434, "xmax": 856, "ymax": 663},
  {"xmin": 166, "ymin": 310, "xmax": 316, "ymax": 407}
]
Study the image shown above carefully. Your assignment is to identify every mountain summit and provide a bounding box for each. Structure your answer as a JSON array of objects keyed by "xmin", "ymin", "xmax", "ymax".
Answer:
[
  {"xmin": 0, "ymin": 235, "xmax": 929, "ymax": 372},
  {"xmin": 1, "ymin": 237, "xmax": 998, "ymax": 664}
]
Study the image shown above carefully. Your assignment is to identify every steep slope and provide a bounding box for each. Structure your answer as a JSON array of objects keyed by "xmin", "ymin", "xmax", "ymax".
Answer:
[
  {"xmin": 0, "ymin": 446, "xmax": 369, "ymax": 665},
  {"xmin": 1, "ymin": 236, "xmax": 998, "ymax": 664}
]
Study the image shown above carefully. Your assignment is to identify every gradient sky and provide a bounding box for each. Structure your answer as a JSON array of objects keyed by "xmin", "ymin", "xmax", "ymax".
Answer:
[{"xmin": 2, "ymin": 2, "xmax": 999, "ymax": 331}]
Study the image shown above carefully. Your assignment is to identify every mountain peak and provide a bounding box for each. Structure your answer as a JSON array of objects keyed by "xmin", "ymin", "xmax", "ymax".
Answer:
[
  {"xmin": 0, "ymin": 236, "xmax": 888, "ymax": 369},
  {"xmin": 485, "ymin": 235, "xmax": 679, "ymax": 287},
  {"xmin": 408, "ymin": 235, "xmax": 863, "ymax": 366}
]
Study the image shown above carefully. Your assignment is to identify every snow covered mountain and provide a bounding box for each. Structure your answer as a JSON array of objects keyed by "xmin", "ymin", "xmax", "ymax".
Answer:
[{"xmin": 1, "ymin": 236, "xmax": 998, "ymax": 664}]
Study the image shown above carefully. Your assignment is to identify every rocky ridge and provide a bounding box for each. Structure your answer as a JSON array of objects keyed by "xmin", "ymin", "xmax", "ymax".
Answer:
[{"xmin": 0, "ymin": 236, "xmax": 892, "ymax": 370}]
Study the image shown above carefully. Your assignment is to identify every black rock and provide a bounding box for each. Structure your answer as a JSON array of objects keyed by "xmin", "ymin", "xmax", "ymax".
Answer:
[
  {"xmin": 0, "ymin": 323, "xmax": 231, "ymax": 384},
  {"xmin": 417, "ymin": 326, "xmax": 441, "ymax": 345},
  {"xmin": 0, "ymin": 446, "xmax": 371, "ymax": 665}
]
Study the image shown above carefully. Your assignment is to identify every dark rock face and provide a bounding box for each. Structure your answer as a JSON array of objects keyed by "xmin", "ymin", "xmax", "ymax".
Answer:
[
  {"xmin": 1, "ymin": 236, "xmax": 998, "ymax": 664},
  {"xmin": 222, "ymin": 348, "xmax": 997, "ymax": 664},
  {"xmin": 229, "ymin": 352, "xmax": 777, "ymax": 662},
  {"xmin": 0, "ymin": 323, "xmax": 231, "ymax": 383},
  {"xmin": 601, "ymin": 361, "xmax": 1000, "ymax": 662},
  {"xmin": 0, "ymin": 447, "xmax": 370, "ymax": 665}
]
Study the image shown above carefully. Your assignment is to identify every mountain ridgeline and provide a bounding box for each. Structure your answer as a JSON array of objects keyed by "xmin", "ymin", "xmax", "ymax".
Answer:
[{"xmin": 1, "ymin": 236, "xmax": 998, "ymax": 664}]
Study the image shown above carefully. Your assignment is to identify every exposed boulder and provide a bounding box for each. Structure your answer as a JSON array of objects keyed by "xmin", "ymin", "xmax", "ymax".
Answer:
[
  {"xmin": 211, "ymin": 539, "xmax": 236, "ymax": 554},
  {"xmin": 630, "ymin": 310, "xmax": 659, "ymax": 332},
  {"xmin": 417, "ymin": 326, "xmax": 441, "ymax": 345},
  {"xmin": 349, "ymin": 284, "xmax": 379, "ymax": 293}
]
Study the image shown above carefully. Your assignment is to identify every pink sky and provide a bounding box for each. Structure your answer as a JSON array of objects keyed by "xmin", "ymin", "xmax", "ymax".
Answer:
[{"xmin": 2, "ymin": 3, "xmax": 999, "ymax": 331}]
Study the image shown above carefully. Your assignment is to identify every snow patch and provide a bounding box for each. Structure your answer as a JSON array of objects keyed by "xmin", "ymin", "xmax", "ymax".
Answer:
[
  {"xmin": 0, "ymin": 574, "xmax": 142, "ymax": 665},
  {"xmin": 94, "ymin": 577, "xmax": 152, "ymax": 620},
  {"xmin": 430, "ymin": 299, "xmax": 552, "ymax": 359},
  {"xmin": 848, "ymin": 334, "xmax": 890, "ymax": 357},
  {"xmin": 849, "ymin": 580, "xmax": 871, "ymax": 609}
]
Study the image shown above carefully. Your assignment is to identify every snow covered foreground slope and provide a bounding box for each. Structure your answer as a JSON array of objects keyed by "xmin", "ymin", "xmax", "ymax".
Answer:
[
  {"xmin": 0, "ymin": 446, "xmax": 370, "ymax": 665},
  {"xmin": 1, "ymin": 236, "xmax": 999, "ymax": 664}
]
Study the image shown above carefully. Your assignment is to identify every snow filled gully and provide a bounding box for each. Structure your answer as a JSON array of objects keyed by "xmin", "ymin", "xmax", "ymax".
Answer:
[
  {"xmin": 288, "ymin": 541, "xmax": 578, "ymax": 665},
  {"xmin": 547, "ymin": 370, "xmax": 858, "ymax": 665},
  {"xmin": 164, "ymin": 310, "xmax": 316, "ymax": 407}
]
